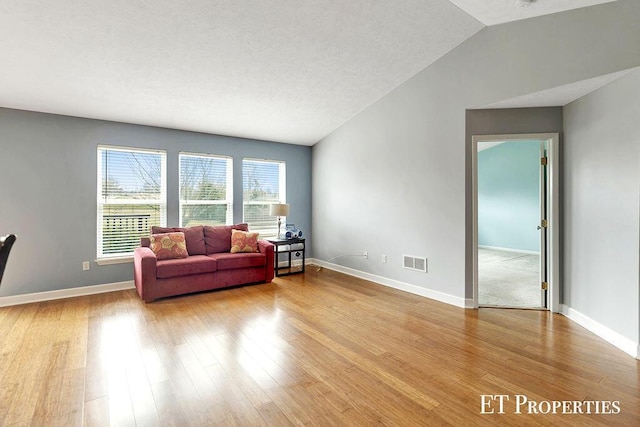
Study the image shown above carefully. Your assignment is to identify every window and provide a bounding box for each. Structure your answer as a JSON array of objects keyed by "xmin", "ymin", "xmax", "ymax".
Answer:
[
  {"xmin": 97, "ymin": 146, "xmax": 166, "ymax": 258},
  {"xmin": 243, "ymin": 159, "xmax": 286, "ymax": 238},
  {"xmin": 179, "ymin": 153, "xmax": 233, "ymax": 227}
]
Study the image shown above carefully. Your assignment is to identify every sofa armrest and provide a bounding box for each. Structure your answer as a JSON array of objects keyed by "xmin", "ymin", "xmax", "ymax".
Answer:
[
  {"xmin": 134, "ymin": 246, "xmax": 157, "ymax": 302},
  {"xmin": 258, "ymin": 240, "xmax": 275, "ymax": 283}
]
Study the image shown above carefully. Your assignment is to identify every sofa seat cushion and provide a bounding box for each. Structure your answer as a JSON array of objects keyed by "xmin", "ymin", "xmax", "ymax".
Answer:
[
  {"xmin": 156, "ymin": 255, "xmax": 217, "ymax": 279},
  {"xmin": 207, "ymin": 252, "xmax": 266, "ymax": 271}
]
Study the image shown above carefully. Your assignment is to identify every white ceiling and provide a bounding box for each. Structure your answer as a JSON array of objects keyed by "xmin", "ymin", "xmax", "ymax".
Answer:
[
  {"xmin": 0, "ymin": 0, "xmax": 623, "ymax": 146},
  {"xmin": 448, "ymin": 0, "xmax": 618, "ymax": 26},
  {"xmin": 476, "ymin": 68, "xmax": 638, "ymax": 109}
]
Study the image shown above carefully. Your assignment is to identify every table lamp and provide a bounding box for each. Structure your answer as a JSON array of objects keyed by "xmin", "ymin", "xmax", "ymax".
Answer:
[{"xmin": 269, "ymin": 203, "xmax": 289, "ymax": 239}]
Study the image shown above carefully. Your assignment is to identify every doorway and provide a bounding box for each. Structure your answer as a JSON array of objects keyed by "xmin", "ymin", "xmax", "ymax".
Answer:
[{"xmin": 472, "ymin": 134, "xmax": 559, "ymax": 312}]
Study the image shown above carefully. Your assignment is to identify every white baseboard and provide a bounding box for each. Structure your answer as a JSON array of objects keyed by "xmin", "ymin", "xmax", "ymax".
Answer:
[
  {"xmin": 0, "ymin": 281, "xmax": 135, "ymax": 308},
  {"xmin": 560, "ymin": 304, "xmax": 638, "ymax": 359},
  {"xmin": 307, "ymin": 258, "xmax": 470, "ymax": 309},
  {"xmin": 478, "ymin": 245, "xmax": 540, "ymax": 255}
]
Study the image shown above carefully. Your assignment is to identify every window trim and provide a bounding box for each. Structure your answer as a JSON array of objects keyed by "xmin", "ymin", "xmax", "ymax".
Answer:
[
  {"xmin": 242, "ymin": 158, "xmax": 286, "ymax": 238},
  {"xmin": 97, "ymin": 145, "xmax": 167, "ymax": 260},
  {"xmin": 95, "ymin": 256, "xmax": 133, "ymax": 266},
  {"xmin": 178, "ymin": 152, "xmax": 234, "ymax": 227}
]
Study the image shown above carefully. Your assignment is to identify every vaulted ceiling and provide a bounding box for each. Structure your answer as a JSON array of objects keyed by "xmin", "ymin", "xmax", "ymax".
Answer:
[{"xmin": 0, "ymin": 0, "xmax": 620, "ymax": 145}]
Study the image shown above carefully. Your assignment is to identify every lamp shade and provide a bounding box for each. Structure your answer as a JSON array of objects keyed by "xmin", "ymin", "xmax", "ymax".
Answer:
[{"xmin": 269, "ymin": 203, "xmax": 289, "ymax": 217}]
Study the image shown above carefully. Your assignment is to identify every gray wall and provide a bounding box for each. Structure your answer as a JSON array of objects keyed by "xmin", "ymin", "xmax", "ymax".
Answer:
[
  {"xmin": 312, "ymin": 1, "xmax": 639, "ymax": 305},
  {"xmin": 0, "ymin": 108, "xmax": 312, "ymax": 297},
  {"xmin": 563, "ymin": 69, "xmax": 640, "ymax": 343}
]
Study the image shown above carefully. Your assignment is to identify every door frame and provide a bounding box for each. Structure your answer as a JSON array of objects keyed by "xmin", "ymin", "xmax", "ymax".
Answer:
[{"xmin": 471, "ymin": 133, "xmax": 560, "ymax": 312}]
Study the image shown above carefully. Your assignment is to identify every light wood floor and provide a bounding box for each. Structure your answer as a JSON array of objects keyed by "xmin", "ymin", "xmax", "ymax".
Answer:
[{"xmin": 0, "ymin": 268, "xmax": 638, "ymax": 426}]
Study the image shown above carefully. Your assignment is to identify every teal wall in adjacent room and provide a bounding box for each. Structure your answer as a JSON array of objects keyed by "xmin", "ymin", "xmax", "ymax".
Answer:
[{"xmin": 477, "ymin": 140, "xmax": 540, "ymax": 253}]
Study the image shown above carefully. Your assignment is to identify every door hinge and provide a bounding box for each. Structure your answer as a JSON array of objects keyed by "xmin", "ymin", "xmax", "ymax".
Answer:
[
  {"xmin": 541, "ymin": 282, "xmax": 548, "ymax": 290},
  {"xmin": 540, "ymin": 219, "xmax": 548, "ymax": 228},
  {"xmin": 541, "ymin": 157, "xmax": 548, "ymax": 166}
]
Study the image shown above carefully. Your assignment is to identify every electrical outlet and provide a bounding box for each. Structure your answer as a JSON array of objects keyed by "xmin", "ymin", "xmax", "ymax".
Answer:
[
  {"xmin": 382, "ymin": 254, "xmax": 387, "ymax": 263},
  {"xmin": 363, "ymin": 251, "xmax": 368, "ymax": 259},
  {"xmin": 82, "ymin": 261, "xmax": 90, "ymax": 271}
]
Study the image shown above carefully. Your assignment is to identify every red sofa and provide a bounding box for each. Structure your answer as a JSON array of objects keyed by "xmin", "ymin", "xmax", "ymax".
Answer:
[{"xmin": 133, "ymin": 224, "xmax": 274, "ymax": 302}]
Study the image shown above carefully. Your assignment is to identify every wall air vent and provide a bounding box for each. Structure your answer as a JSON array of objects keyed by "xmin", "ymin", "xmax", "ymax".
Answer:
[{"xmin": 403, "ymin": 255, "xmax": 427, "ymax": 273}]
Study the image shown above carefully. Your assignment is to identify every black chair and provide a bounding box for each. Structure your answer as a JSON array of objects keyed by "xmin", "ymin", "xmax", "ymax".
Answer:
[{"xmin": 0, "ymin": 234, "xmax": 17, "ymax": 286}]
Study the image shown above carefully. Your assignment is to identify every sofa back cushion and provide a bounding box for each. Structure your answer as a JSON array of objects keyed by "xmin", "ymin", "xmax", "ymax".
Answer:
[
  {"xmin": 151, "ymin": 225, "xmax": 206, "ymax": 255},
  {"xmin": 204, "ymin": 223, "xmax": 249, "ymax": 254},
  {"xmin": 150, "ymin": 232, "xmax": 189, "ymax": 260}
]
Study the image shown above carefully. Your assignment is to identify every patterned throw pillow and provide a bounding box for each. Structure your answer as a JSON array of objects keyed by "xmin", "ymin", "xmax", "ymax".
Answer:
[
  {"xmin": 151, "ymin": 225, "xmax": 206, "ymax": 255},
  {"xmin": 150, "ymin": 232, "xmax": 189, "ymax": 260},
  {"xmin": 230, "ymin": 229, "xmax": 259, "ymax": 253}
]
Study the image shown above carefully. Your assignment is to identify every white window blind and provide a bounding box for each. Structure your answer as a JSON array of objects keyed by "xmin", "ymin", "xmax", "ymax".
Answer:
[
  {"xmin": 97, "ymin": 146, "xmax": 167, "ymax": 258},
  {"xmin": 243, "ymin": 159, "xmax": 286, "ymax": 238},
  {"xmin": 179, "ymin": 153, "xmax": 233, "ymax": 227}
]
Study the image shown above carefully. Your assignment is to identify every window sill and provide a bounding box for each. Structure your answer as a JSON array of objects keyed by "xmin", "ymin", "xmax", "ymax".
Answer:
[{"xmin": 96, "ymin": 256, "xmax": 134, "ymax": 266}]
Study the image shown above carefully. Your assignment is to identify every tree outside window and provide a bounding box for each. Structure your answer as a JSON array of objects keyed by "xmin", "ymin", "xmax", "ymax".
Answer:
[
  {"xmin": 97, "ymin": 146, "xmax": 167, "ymax": 258},
  {"xmin": 243, "ymin": 159, "xmax": 286, "ymax": 238},
  {"xmin": 179, "ymin": 153, "xmax": 233, "ymax": 227}
]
